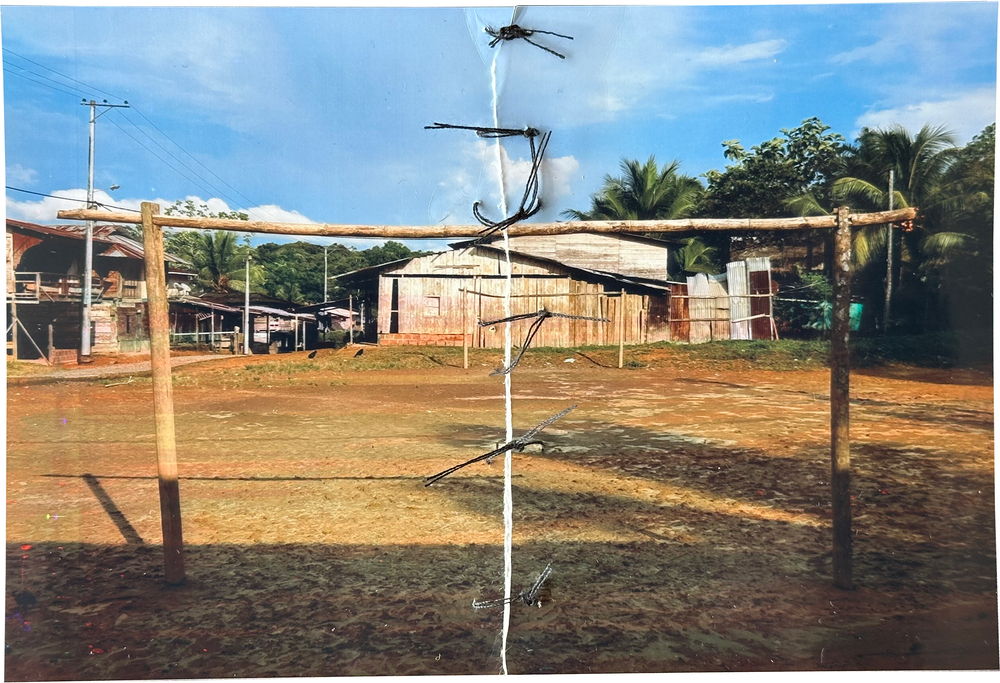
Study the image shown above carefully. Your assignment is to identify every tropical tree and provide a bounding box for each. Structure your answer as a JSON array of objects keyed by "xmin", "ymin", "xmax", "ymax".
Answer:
[
  {"xmin": 699, "ymin": 117, "xmax": 847, "ymax": 219},
  {"xmin": 700, "ymin": 117, "xmax": 848, "ymax": 266},
  {"xmin": 162, "ymin": 201, "xmax": 260, "ymax": 294},
  {"xmin": 182, "ymin": 230, "xmax": 261, "ymax": 293},
  {"xmin": 832, "ymin": 124, "xmax": 960, "ymax": 269},
  {"xmin": 788, "ymin": 123, "xmax": 992, "ymax": 332},
  {"xmin": 253, "ymin": 240, "xmax": 429, "ymax": 304},
  {"xmin": 562, "ymin": 157, "xmax": 703, "ymax": 221},
  {"xmin": 669, "ymin": 237, "xmax": 720, "ymax": 279},
  {"xmin": 562, "ymin": 157, "xmax": 713, "ymax": 274}
]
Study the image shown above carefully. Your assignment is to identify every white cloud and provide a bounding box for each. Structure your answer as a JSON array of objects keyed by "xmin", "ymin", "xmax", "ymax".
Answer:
[
  {"xmin": 428, "ymin": 138, "xmax": 579, "ymax": 226},
  {"xmin": 692, "ymin": 39, "xmax": 786, "ymax": 68},
  {"xmin": 6, "ymin": 188, "xmax": 104, "ymax": 223},
  {"xmin": 5, "ymin": 189, "xmax": 321, "ymax": 229},
  {"xmin": 245, "ymin": 205, "xmax": 314, "ymax": 224},
  {"xmin": 6, "ymin": 164, "xmax": 38, "ymax": 186},
  {"xmin": 497, "ymin": 7, "xmax": 789, "ymax": 128},
  {"xmin": 854, "ymin": 87, "xmax": 996, "ymax": 144}
]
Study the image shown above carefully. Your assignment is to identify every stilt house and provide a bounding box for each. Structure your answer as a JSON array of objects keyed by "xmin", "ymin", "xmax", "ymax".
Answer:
[{"xmin": 6, "ymin": 219, "xmax": 194, "ymax": 362}]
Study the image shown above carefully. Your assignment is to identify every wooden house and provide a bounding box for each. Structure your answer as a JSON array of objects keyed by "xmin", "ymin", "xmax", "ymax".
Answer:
[
  {"xmin": 334, "ymin": 233, "xmax": 675, "ymax": 348},
  {"xmin": 168, "ymin": 296, "xmax": 243, "ymax": 352},
  {"xmin": 6, "ymin": 219, "xmax": 193, "ymax": 362},
  {"xmin": 335, "ymin": 232, "xmax": 777, "ymax": 347},
  {"xmin": 196, "ymin": 292, "xmax": 319, "ymax": 353}
]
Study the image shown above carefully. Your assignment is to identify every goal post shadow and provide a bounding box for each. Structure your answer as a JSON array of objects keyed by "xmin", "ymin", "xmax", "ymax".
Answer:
[{"xmin": 58, "ymin": 202, "xmax": 917, "ymax": 589}]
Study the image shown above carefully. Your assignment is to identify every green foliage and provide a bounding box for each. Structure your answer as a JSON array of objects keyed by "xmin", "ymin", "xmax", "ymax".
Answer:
[
  {"xmin": 162, "ymin": 200, "xmax": 255, "ymax": 293},
  {"xmin": 669, "ymin": 237, "xmax": 719, "ymax": 278},
  {"xmin": 831, "ymin": 123, "xmax": 994, "ymax": 331},
  {"xmin": 254, "ymin": 240, "xmax": 427, "ymax": 304},
  {"xmin": 185, "ymin": 231, "xmax": 260, "ymax": 293},
  {"xmin": 699, "ymin": 117, "xmax": 847, "ymax": 219},
  {"xmin": 158, "ymin": 199, "xmax": 426, "ymax": 303},
  {"xmin": 164, "ymin": 199, "xmax": 249, "ymax": 221},
  {"xmin": 562, "ymin": 156, "xmax": 703, "ymax": 222},
  {"xmin": 773, "ymin": 268, "xmax": 833, "ymax": 336}
]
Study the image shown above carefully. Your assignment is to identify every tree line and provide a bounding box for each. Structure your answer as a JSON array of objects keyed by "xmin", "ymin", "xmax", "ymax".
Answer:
[
  {"xmin": 150, "ymin": 199, "xmax": 426, "ymax": 305},
  {"xmin": 132, "ymin": 118, "xmax": 992, "ymax": 333},
  {"xmin": 563, "ymin": 119, "xmax": 994, "ymax": 333}
]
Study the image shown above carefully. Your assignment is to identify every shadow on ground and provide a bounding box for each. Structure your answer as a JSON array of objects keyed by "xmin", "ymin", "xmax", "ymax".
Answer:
[{"xmin": 7, "ymin": 538, "xmax": 997, "ymax": 681}]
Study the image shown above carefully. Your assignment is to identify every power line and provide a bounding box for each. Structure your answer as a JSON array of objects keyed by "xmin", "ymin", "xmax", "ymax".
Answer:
[
  {"xmin": 6, "ymin": 185, "xmax": 140, "ymax": 213},
  {"xmin": 5, "ymin": 61, "xmax": 100, "ymax": 100},
  {"xmin": 104, "ymin": 115, "xmax": 231, "ymax": 200},
  {"xmin": 126, "ymin": 106, "xmax": 262, "ymax": 212},
  {"xmin": 4, "ymin": 47, "xmax": 274, "ymax": 220},
  {"xmin": 2, "ymin": 47, "xmax": 124, "ymax": 101},
  {"xmin": 111, "ymin": 110, "xmax": 244, "ymax": 209},
  {"xmin": 2, "ymin": 66, "xmax": 85, "ymax": 99}
]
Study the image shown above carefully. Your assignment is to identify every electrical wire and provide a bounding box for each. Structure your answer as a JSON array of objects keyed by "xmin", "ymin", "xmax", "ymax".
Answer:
[
  {"xmin": 2, "ymin": 47, "xmax": 124, "ymax": 100},
  {"xmin": 2, "ymin": 67, "xmax": 86, "ymax": 99},
  {"xmin": 5, "ymin": 186, "xmax": 139, "ymax": 213},
  {"xmin": 4, "ymin": 47, "xmax": 274, "ymax": 220},
  {"xmin": 104, "ymin": 115, "xmax": 233, "ymax": 202},
  {"xmin": 111, "ymin": 110, "xmax": 244, "ymax": 210}
]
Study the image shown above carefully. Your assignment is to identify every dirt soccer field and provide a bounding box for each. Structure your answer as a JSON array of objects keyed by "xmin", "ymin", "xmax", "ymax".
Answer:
[{"xmin": 5, "ymin": 346, "xmax": 997, "ymax": 678}]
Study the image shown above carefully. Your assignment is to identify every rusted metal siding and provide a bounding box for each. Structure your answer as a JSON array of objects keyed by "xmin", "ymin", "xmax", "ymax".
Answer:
[
  {"xmin": 668, "ymin": 283, "xmax": 690, "ymax": 342},
  {"xmin": 747, "ymin": 257, "xmax": 775, "ymax": 340},
  {"xmin": 670, "ymin": 258, "xmax": 774, "ymax": 344}
]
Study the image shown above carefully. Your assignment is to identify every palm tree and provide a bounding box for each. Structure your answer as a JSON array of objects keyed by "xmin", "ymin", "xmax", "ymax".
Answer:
[
  {"xmin": 833, "ymin": 124, "xmax": 962, "ymax": 268},
  {"xmin": 562, "ymin": 157, "xmax": 703, "ymax": 221},
  {"xmin": 187, "ymin": 231, "xmax": 262, "ymax": 293},
  {"xmin": 788, "ymin": 124, "xmax": 981, "ymax": 331},
  {"xmin": 670, "ymin": 237, "xmax": 720, "ymax": 278},
  {"xmin": 564, "ymin": 157, "xmax": 713, "ymax": 275}
]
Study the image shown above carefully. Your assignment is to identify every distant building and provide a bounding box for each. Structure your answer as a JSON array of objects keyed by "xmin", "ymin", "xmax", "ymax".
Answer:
[
  {"xmin": 333, "ymin": 232, "xmax": 776, "ymax": 347},
  {"xmin": 6, "ymin": 219, "xmax": 193, "ymax": 362},
  {"xmin": 197, "ymin": 292, "xmax": 317, "ymax": 353}
]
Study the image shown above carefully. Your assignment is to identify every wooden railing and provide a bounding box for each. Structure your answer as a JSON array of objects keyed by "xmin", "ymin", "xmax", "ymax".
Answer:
[
  {"xmin": 7, "ymin": 272, "xmax": 144, "ymax": 303},
  {"xmin": 7, "ymin": 272, "xmax": 104, "ymax": 303}
]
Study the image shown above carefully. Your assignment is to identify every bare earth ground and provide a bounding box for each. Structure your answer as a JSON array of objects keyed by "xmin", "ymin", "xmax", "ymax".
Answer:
[{"xmin": 5, "ymin": 346, "xmax": 997, "ymax": 678}]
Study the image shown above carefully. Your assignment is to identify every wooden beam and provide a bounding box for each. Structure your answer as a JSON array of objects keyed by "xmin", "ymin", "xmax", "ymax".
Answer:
[
  {"xmin": 830, "ymin": 206, "xmax": 853, "ymax": 590},
  {"xmin": 141, "ymin": 202, "xmax": 186, "ymax": 586},
  {"xmin": 617, "ymin": 288, "xmax": 625, "ymax": 369},
  {"xmin": 55, "ymin": 207, "xmax": 918, "ymax": 238},
  {"xmin": 461, "ymin": 286, "xmax": 469, "ymax": 370}
]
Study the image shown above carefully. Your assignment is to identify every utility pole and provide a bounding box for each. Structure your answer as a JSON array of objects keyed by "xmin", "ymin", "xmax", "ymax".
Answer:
[
  {"xmin": 80, "ymin": 99, "xmax": 129, "ymax": 361},
  {"xmin": 883, "ymin": 169, "xmax": 895, "ymax": 334},
  {"xmin": 348, "ymin": 293, "xmax": 354, "ymax": 345},
  {"xmin": 243, "ymin": 254, "xmax": 251, "ymax": 354}
]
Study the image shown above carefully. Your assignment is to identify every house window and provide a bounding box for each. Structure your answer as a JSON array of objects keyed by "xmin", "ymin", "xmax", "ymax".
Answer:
[{"xmin": 424, "ymin": 296, "xmax": 441, "ymax": 317}]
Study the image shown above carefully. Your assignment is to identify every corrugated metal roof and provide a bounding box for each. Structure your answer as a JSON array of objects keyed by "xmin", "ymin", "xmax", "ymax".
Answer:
[
  {"xmin": 6, "ymin": 218, "xmax": 191, "ymax": 266},
  {"xmin": 248, "ymin": 305, "xmax": 316, "ymax": 320},
  {"xmin": 332, "ymin": 245, "xmax": 671, "ymax": 293},
  {"xmin": 171, "ymin": 296, "xmax": 242, "ymax": 313}
]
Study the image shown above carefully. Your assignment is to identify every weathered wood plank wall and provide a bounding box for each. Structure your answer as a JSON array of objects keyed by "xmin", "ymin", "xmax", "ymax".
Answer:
[
  {"xmin": 377, "ymin": 274, "xmax": 666, "ymax": 348},
  {"xmin": 504, "ymin": 233, "xmax": 669, "ymax": 281}
]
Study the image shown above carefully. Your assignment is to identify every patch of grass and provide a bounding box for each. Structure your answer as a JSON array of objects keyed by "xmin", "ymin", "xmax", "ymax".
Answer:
[
  {"xmin": 157, "ymin": 330, "xmax": 994, "ymax": 388},
  {"xmin": 6, "ymin": 360, "xmax": 57, "ymax": 377},
  {"xmin": 665, "ymin": 339, "xmax": 829, "ymax": 368},
  {"xmin": 850, "ymin": 330, "xmax": 992, "ymax": 368},
  {"xmin": 642, "ymin": 331, "xmax": 991, "ymax": 371}
]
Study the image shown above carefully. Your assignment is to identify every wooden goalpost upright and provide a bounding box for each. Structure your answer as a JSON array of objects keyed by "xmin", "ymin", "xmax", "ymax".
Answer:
[{"xmin": 62, "ymin": 204, "xmax": 915, "ymax": 589}]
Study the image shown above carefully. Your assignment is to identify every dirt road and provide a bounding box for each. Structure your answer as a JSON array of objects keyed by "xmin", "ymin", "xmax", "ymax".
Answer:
[{"xmin": 5, "ymin": 353, "xmax": 996, "ymax": 677}]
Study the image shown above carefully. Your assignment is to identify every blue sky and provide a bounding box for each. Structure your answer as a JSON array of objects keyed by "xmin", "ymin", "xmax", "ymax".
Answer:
[{"xmin": 2, "ymin": 2, "xmax": 996, "ymax": 250}]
